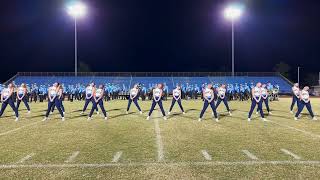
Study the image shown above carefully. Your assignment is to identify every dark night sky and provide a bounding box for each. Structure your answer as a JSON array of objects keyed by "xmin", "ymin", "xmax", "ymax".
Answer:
[{"xmin": 1, "ymin": 0, "xmax": 320, "ymax": 82}]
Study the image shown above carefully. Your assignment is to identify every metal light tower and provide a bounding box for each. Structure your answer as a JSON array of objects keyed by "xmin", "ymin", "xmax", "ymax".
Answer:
[
  {"xmin": 224, "ymin": 4, "xmax": 244, "ymax": 77},
  {"xmin": 67, "ymin": 1, "xmax": 87, "ymax": 76},
  {"xmin": 298, "ymin": 66, "xmax": 300, "ymax": 85}
]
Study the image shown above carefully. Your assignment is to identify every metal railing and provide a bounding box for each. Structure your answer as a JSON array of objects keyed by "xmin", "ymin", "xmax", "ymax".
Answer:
[{"xmin": 17, "ymin": 72, "xmax": 280, "ymax": 77}]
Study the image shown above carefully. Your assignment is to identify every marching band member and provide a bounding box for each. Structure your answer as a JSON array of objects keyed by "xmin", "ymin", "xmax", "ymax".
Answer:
[
  {"xmin": 16, "ymin": 83, "xmax": 31, "ymax": 114},
  {"xmin": 215, "ymin": 84, "xmax": 232, "ymax": 116},
  {"xmin": 257, "ymin": 84, "xmax": 272, "ymax": 115},
  {"xmin": 290, "ymin": 83, "xmax": 300, "ymax": 114},
  {"xmin": 88, "ymin": 85, "xmax": 108, "ymax": 120},
  {"xmin": 43, "ymin": 83, "xmax": 65, "ymax": 121},
  {"xmin": 126, "ymin": 84, "xmax": 142, "ymax": 114},
  {"xmin": 199, "ymin": 84, "xmax": 218, "ymax": 122},
  {"xmin": 168, "ymin": 85, "xmax": 185, "ymax": 115},
  {"xmin": 248, "ymin": 82, "xmax": 266, "ymax": 122},
  {"xmin": 0, "ymin": 83, "xmax": 19, "ymax": 121},
  {"xmin": 80, "ymin": 83, "xmax": 98, "ymax": 115},
  {"xmin": 147, "ymin": 84, "xmax": 167, "ymax": 120},
  {"xmin": 294, "ymin": 86, "xmax": 317, "ymax": 121}
]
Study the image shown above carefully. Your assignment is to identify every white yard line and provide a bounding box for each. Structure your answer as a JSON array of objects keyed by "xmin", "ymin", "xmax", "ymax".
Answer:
[
  {"xmin": 281, "ymin": 149, "xmax": 301, "ymax": 160},
  {"xmin": 266, "ymin": 120, "xmax": 320, "ymax": 139},
  {"xmin": 0, "ymin": 121, "xmax": 41, "ymax": 137},
  {"xmin": 242, "ymin": 150, "xmax": 258, "ymax": 160},
  {"xmin": 154, "ymin": 110, "xmax": 165, "ymax": 162},
  {"xmin": 201, "ymin": 150, "xmax": 212, "ymax": 161},
  {"xmin": 65, "ymin": 151, "xmax": 80, "ymax": 163},
  {"xmin": 16, "ymin": 153, "xmax": 35, "ymax": 164},
  {"xmin": 2, "ymin": 161, "xmax": 320, "ymax": 169},
  {"xmin": 237, "ymin": 108, "xmax": 320, "ymax": 139},
  {"xmin": 112, "ymin": 151, "xmax": 123, "ymax": 163}
]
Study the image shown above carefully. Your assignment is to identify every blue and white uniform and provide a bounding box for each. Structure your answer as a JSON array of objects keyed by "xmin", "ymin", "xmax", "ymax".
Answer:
[
  {"xmin": 148, "ymin": 88, "xmax": 166, "ymax": 118},
  {"xmin": 248, "ymin": 86, "xmax": 264, "ymax": 119},
  {"xmin": 51, "ymin": 88, "xmax": 65, "ymax": 113},
  {"xmin": 295, "ymin": 90, "xmax": 315, "ymax": 118},
  {"xmin": 89, "ymin": 88, "xmax": 107, "ymax": 118},
  {"xmin": 82, "ymin": 85, "xmax": 98, "ymax": 113},
  {"xmin": 127, "ymin": 87, "xmax": 142, "ymax": 113},
  {"xmin": 169, "ymin": 88, "xmax": 185, "ymax": 113},
  {"xmin": 45, "ymin": 86, "xmax": 64, "ymax": 118},
  {"xmin": 258, "ymin": 87, "xmax": 270, "ymax": 113},
  {"xmin": 215, "ymin": 86, "xmax": 231, "ymax": 113},
  {"xmin": 290, "ymin": 86, "xmax": 300, "ymax": 112},
  {"xmin": 199, "ymin": 87, "xmax": 218, "ymax": 119},
  {"xmin": 16, "ymin": 86, "xmax": 31, "ymax": 112},
  {"xmin": 0, "ymin": 87, "xmax": 19, "ymax": 119}
]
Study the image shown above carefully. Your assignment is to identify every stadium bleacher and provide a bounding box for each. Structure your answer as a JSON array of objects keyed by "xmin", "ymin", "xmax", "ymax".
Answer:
[{"xmin": 11, "ymin": 72, "xmax": 292, "ymax": 93}]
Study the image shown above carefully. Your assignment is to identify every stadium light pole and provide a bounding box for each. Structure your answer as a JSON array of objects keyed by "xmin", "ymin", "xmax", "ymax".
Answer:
[
  {"xmin": 67, "ymin": 1, "xmax": 87, "ymax": 77},
  {"xmin": 298, "ymin": 66, "xmax": 300, "ymax": 85},
  {"xmin": 223, "ymin": 4, "xmax": 244, "ymax": 77}
]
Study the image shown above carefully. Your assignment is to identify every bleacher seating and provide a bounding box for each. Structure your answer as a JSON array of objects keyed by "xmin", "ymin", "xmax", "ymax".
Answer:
[{"xmin": 12, "ymin": 75, "xmax": 292, "ymax": 93}]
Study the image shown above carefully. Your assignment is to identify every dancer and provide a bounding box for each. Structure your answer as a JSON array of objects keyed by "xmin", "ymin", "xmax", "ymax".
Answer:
[
  {"xmin": 168, "ymin": 85, "xmax": 185, "ymax": 115},
  {"xmin": 51, "ymin": 84, "xmax": 65, "ymax": 115},
  {"xmin": 147, "ymin": 84, "xmax": 167, "ymax": 120},
  {"xmin": 80, "ymin": 83, "xmax": 98, "ymax": 115},
  {"xmin": 294, "ymin": 86, "xmax": 317, "ymax": 121},
  {"xmin": 290, "ymin": 83, "xmax": 301, "ymax": 114},
  {"xmin": 215, "ymin": 84, "xmax": 232, "ymax": 116},
  {"xmin": 248, "ymin": 82, "xmax": 266, "ymax": 122},
  {"xmin": 199, "ymin": 84, "xmax": 218, "ymax": 122},
  {"xmin": 126, "ymin": 84, "xmax": 142, "ymax": 114},
  {"xmin": 88, "ymin": 85, "xmax": 108, "ymax": 120},
  {"xmin": 257, "ymin": 84, "xmax": 272, "ymax": 115},
  {"xmin": 16, "ymin": 83, "xmax": 31, "ymax": 114},
  {"xmin": 43, "ymin": 83, "xmax": 65, "ymax": 121},
  {"xmin": 0, "ymin": 83, "xmax": 19, "ymax": 121}
]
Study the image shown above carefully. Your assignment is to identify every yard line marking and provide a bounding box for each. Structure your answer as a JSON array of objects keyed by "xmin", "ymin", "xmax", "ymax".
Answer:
[
  {"xmin": 0, "ymin": 121, "xmax": 41, "ymax": 137},
  {"xmin": 65, "ymin": 151, "xmax": 80, "ymax": 163},
  {"xmin": 201, "ymin": 150, "xmax": 212, "ymax": 161},
  {"xmin": 281, "ymin": 149, "xmax": 301, "ymax": 160},
  {"xmin": 2, "ymin": 161, "xmax": 320, "ymax": 169},
  {"xmin": 112, "ymin": 151, "xmax": 123, "ymax": 163},
  {"xmin": 242, "ymin": 150, "xmax": 258, "ymax": 160},
  {"xmin": 266, "ymin": 120, "xmax": 320, "ymax": 139},
  {"xmin": 154, "ymin": 111, "xmax": 164, "ymax": 162},
  {"xmin": 237, "ymin": 107, "xmax": 320, "ymax": 139},
  {"xmin": 16, "ymin": 153, "xmax": 35, "ymax": 164}
]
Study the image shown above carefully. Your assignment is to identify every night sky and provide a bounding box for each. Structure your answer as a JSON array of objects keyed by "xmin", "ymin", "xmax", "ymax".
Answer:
[{"xmin": 1, "ymin": 0, "xmax": 319, "ymax": 82}]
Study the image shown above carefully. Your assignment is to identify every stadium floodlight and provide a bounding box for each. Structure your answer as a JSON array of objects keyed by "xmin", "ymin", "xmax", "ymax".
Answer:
[
  {"xmin": 224, "ymin": 5, "xmax": 243, "ymax": 21},
  {"xmin": 67, "ymin": 1, "xmax": 87, "ymax": 19},
  {"xmin": 223, "ymin": 4, "xmax": 244, "ymax": 77},
  {"xmin": 66, "ymin": 1, "xmax": 87, "ymax": 77}
]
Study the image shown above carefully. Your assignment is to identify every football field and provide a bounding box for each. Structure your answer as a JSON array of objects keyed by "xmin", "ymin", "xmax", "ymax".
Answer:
[{"xmin": 0, "ymin": 98, "xmax": 320, "ymax": 179}]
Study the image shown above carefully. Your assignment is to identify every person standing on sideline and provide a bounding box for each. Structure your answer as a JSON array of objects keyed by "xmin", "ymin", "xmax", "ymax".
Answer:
[
  {"xmin": 88, "ymin": 85, "xmax": 108, "ymax": 121},
  {"xmin": 16, "ymin": 83, "xmax": 31, "ymax": 114},
  {"xmin": 147, "ymin": 84, "xmax": 167, "ymax": 120},
  {"xmin": 126, "ymin": 84, "xmax": 142, "ymax": 114},
  {"xmin": 290, "ymin": 83, "xmax": 300, "ymax": 114},
  {"xmin": 168, "ymin": 85, "xmax": 185, "ymax": 115},
  {"xmin": 248, "ymin": 82, "xmax": 266, "ymax": 122},
  {"xmin": 43, "ymin": 83, "xmax": 65, "ymax": 121},
  {"xmin": 199, "ymin": 84, "xmax": 219, "ymax": 122},
  {"xmin": 215, "ymin": 84, "xmax": 232, "ymax": 116},
  {"xmin": 80, "ymin": 83, "xmax": 98, "ymax": 115},
  {"xmin": 294, "ymin": 86, "xmax": 317, "ymax": 121},
  {"xmin": 0, "ymin": 83, "xmax": 19, "ymax": 121}
]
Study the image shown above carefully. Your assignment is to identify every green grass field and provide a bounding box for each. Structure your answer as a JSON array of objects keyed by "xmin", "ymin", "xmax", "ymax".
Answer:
[{"xmin": 0, "ymin": 97, "xmax": 320, "ymax": 179}]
